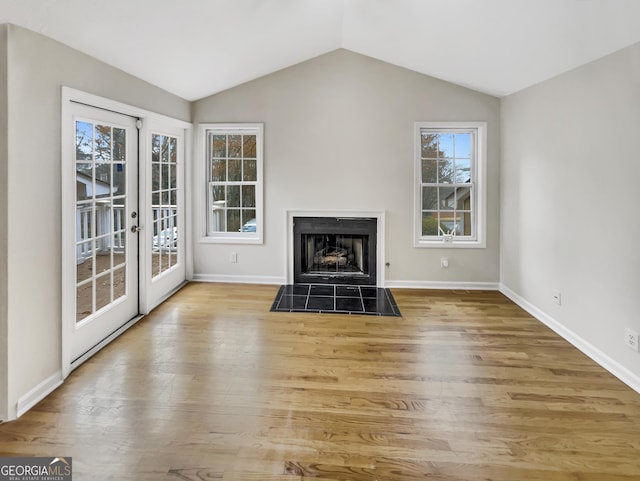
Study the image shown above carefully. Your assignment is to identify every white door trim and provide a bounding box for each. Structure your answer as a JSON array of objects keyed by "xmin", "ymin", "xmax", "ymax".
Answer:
[{"xmin": 61, "ymin": 87, "xmax": 192, "ymax": 379}]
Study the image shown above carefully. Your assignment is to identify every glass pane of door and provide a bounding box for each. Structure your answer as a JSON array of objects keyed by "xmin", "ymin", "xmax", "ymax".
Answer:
[
  {"xmin": 151, "ymin": 134, "xmax": 180, "ymax": 279},
  {"xmin": 75, "ymin": 121, "xmax": 130, "ymax": 323}
]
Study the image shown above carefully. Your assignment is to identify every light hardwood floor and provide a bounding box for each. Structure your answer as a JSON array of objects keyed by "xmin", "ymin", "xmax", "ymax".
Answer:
[{"xmin": 1, "ymin": 283, "xmax": 639, "ymax": 480}]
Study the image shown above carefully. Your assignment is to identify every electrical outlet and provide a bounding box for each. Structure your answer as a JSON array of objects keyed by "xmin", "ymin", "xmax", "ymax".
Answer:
[
  {"xmin": 440, "ymin": 257, "xmax": 449, "ymax": 269},
  {"xmin": 230, "ymin": 252, "xmax": 238, "ymax": 263},
  {"xmin": 624, "ymin": 328, "xmax": 639, "ymax": 352},
  {"xmin": 552, "ymin": 289, "xmax": 561, "ymax": 306}
]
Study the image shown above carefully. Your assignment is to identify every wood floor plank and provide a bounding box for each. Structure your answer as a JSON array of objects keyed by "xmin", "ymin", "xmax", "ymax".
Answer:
[{"xmin": 0, "ymin": 283, "xmax": 639, "ymax": 480}]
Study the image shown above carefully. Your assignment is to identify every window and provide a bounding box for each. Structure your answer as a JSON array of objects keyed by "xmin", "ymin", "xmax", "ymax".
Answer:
[
  {"xmin": 414, "ymin": 122, "xmax": 486, "ymax": 248},
  {"xmin": 203, "ymin": 124, "xmax": 263, "ymax": 243}
]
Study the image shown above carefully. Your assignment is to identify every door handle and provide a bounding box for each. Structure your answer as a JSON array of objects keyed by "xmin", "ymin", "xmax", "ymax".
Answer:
[{"xmin": 131, "ymin": 225, "xmax": 142, "ymax": 233}]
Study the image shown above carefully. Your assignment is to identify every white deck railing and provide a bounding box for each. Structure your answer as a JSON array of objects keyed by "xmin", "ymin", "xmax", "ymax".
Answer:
[{"xmin": 76, "ymin": 204, "xmax": 177, "ymax": 262}]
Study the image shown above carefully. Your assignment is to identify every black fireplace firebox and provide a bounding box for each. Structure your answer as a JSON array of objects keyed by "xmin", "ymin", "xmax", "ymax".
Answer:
[{"xmin": 293, "ymin": 217, "xmax": 377, "ymax": 285}]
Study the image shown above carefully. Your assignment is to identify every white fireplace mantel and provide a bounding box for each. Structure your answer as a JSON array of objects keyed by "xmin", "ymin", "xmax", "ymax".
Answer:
[{"xmin": 285, "ymin": 210, "xmax": 386, "ymax": 286}]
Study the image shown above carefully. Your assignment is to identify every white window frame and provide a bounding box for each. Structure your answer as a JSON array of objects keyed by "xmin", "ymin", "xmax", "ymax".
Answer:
[
  {"xmin": 199, "ymin": 123, "xmax": 264, "ymax": 244},
  {"xmin": 414, "ymin": 121, "xmax": 487, "ymax": 248}
]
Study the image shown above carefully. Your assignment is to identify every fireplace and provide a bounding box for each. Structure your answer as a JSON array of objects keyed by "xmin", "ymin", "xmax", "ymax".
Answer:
[{"xmin": 293, "ymin": 217, "xmax": 377, "ymax": 285}]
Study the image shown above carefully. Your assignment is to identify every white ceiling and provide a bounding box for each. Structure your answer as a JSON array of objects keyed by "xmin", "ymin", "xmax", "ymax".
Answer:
[{"xmin": 1, "ymin": 0, "xmax": 640, "ymax": 101}]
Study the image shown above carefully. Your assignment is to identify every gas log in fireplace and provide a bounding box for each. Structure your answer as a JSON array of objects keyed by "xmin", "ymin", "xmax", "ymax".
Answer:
[{"xmin": 293, "ymin": 217, "xmax": 377, "ymax": 285}]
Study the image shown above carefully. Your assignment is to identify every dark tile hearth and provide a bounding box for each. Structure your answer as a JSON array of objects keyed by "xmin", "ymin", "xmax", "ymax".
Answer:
[{"xmin": 271, "ymin": 284, "xmax": 401, "ymax": 317}]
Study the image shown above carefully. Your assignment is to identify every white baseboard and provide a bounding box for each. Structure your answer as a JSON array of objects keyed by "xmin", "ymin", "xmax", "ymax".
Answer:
[
  {"xmin": 500, "ymin": 284, "xmax": 640, "ymax": 394},
  {"xmin": 193, "ymin": 274, "xmax": 286, "ymax": 285},
  {"xmin": 385, "ymin": 280, "xmax": 500, "ymax": 290},
  {"xmin": 193, "ymin": 276, "xmax": 500, "ymax": 291},
  {"xmin": 16, "ymin": 371, "xmax": 63, "ymax": 419}
]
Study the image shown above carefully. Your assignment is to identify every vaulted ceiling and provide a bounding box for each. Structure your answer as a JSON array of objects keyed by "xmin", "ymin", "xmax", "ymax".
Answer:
[{"xmin": 2, "ymin": 0, "xmax": 640, "ymax": 101}]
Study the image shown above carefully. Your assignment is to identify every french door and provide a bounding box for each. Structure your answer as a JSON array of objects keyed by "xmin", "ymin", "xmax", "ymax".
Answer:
[
  {"xmin": 146, "ymin": 126, "xmax": 186, "ymax": 307},
  {"xmin": 62, "ymin": 89, "xmax": 189, "ymax": 375},
  {"xmin": 68, "ymin": 103, "xmax": 140, "ymax": 362}
]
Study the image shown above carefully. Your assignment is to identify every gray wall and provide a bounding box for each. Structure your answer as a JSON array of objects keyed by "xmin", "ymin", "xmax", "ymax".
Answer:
[
  {"xmin": 3, "ymin": 24, "xmax": 190, "ymax": 420},
  {"xmin": 192, "ymin": 49, "xmax": 501, "ymax": 285},
  {"xmin": 501, "ymin": 42, "xmax": 640, "ymax": 381},
  {"xmin": 0, "ymin": 24, "xmax": 8, "ymax": 420}
]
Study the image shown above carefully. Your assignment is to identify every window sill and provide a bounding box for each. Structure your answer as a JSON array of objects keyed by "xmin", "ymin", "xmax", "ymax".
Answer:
[
  {"xmin": 414, "ymin": 238, "xmax": 485, "ymax": 249},
  {"xmin": 200, "ymin": 235, "xmax": 263, "ymax": 245}
]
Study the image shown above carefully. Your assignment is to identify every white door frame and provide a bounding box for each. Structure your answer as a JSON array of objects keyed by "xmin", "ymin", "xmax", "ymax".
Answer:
[{"xmin": 61, "ymin": 87, "xmax": 192, "ymax": 379}]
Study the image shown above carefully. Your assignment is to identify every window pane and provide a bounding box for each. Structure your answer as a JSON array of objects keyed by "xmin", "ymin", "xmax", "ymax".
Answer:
[
  {"xmin": 161, "ymin": 248, "xmax": 170, "ymax": 275},
  {"xmin": 113, "ymin": 267, "xmax": 126, "ymax": 302},
  {"xmin": 161, "ymin": 164, "xmax": 170, "ymax": 190},
  {"xmin": 421, "ymin": 212, "xmax": 440, "ymax": 236},
  {"xmin": 113, "ymin": 207, "xmax": 126, "ymax": 235},
  {"xmin": 212, "ymin": 135, "xmax": 226, "ymax": 157},
  {"xmin": 439, "ymin": 187, "xmax": 455, "ymax": 210},
  {"xmin": 76, "ymin": 122, "xmax": 93, "ymax": 161},
  {"xmin": 95, "ymin": 125, "xmax": 112, "ymax": 162},
  {"xmin": 170, "ymin": 216, "xmax": 178, "ymax": 248},
  {"xmin": 242, "ymin": 185, "xmax": 255, "ymax": 208},
  {"xmin": 77, "ymin": 202, "xmax": 94, "ymax": 239},
  {"xmin": 438, "ymin": 159, "xmax": 454, "ymax": 184},
  {"xmin": 455, "ymin": 158, "xmax": 471, "ymax": 183},
  {"xmin": 94, "ymin": 164, "xmax": 111, "ymax": 198},
  {"xmin": 211, "ymin": 206, "xmax": 225, "ymax": 232},
  {"xmin": 455, "ymin": 133, "xmax": 471, "ymax": 158},
  {"xmin": 169, "ymin": 164, "xmax": 176, "ymax": 189},
  {"xmin": 95, "ymin": 271, "xmax": 112, "ymax": 311},
  {"xmin": 96, "ymin": 206, "xmax": 112, "ymax": 237},
  {"xmin": 243, "ymin": 159, "xmax": 257, "ymax": 181},
  {"xmin": 421, "ymin": 159, "xmax": 437, "ymax": 183},
  {"xmin": 169, "ymin": 137, "xmax": 177, "ymax": 163},
  {"xmin": 76, "ymin": 279, "xmax": 93, "ymax": 322},
  {"xmin": 228, "ymin": 135, "xmax": 241, "ymax": 158},
  {"xmin": 211, "ymin": 159, "xmax": 226, "ymax": 182},
  {"xmin": 422, "ymin": 187, "xmax": 437, "ymax": 210},
  {"xmin": 76, "ymin": 163, "xmax": 93, "ymax": 201},
  {"xmin": 76, "ymin": 244, "xmax": 93, "ymax": 284},
  {"xmin": 152, "ymin": 163, "xmax": 160, "ymax": 192},
  {"xmin": 228, "ymin": 158, "xmax": 242, "ymax": 181},
  {"xmin": 421, "ymin": 132, "xmax": 439, "ymax": 158},
  {"xmin": 152, "ymin": 134, "xmax": 161, "ymax": 162},
  {"xmin": 243, "ymin": 135, "xmax": 257, "ymax": 158},
  {"xmin": 152, "ymin": 223, "xmax": 161, "ymax": 277},
  {"xmin": 227, "ymin": 209, "xmax": 241, "ymax": 232},
  {"xmin": 456, "ymin": 187, "xmax": 472, "ymax": 210},
  {"xmin": 113, "ymin": 128, "xmax": 125, "ymax": 161},
  {"xmin": 241, "ymin": 210, "xmax": 256, "ymax": 232},
  {"xmin": 440, "ymin": 214, "xmax": 456, "ymax": 234},
  {"xmin": 211, "ymin": 185, "xmax": 225, "ymax": 203},
  {"xmin": 227, "ymin": 185, "xmax": 240, "ymax": 207},
  {"xmin": 113, "ymin": 163, "xmax": 126, "ymax": 196},
  {"xmin": 438, "ymin": 133, "xmax": 454, "ymax": 159},
  {"xmin": 113, "ymin": 233, "xmax": 126, "ymax": 266},
  {"xmin": 457, "ymin": 212, "xmax": 472, "ymax": 236},
  {"xmin": 161, "ymin": 136, "xmax": 170, "ymax": 163}
]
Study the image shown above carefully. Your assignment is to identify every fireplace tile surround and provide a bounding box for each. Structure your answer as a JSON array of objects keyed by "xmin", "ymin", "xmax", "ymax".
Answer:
[{"xmin": 270, "ymin": 283, "xmax": 401, "ymax": 317}]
